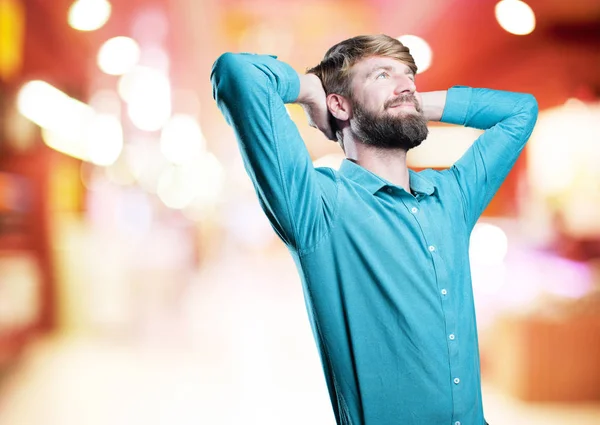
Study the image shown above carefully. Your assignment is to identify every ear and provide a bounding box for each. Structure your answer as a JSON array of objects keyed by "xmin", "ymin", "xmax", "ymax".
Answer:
[{"xmin": 326, "ymin": 93, "xmax": 352, "ymax": 122}]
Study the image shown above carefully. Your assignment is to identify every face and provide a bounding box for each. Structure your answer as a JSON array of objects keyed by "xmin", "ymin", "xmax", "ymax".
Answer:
[{"xmin": 347, "ymin": 56, "xmax": 428, "ymax": 150}]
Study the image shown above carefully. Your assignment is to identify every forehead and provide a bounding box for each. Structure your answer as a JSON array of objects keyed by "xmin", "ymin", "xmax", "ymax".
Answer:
[{"xmin": 350, "ymin": 56, "xmax": 412, "ymax": 78}]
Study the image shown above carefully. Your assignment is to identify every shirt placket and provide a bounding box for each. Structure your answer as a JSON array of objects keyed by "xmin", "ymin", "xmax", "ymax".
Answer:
[{"xmin": 401, "ymin": 193, "xmax": 462, "ymax": 424}]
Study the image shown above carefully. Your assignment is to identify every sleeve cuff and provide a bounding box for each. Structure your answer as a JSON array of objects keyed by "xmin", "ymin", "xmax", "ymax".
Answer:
[
  {"xmin": 273, "ymin": 56, "xmax": 301, "ymax": 104},
  {"xmin": 440, "ymin": 86, "xmax": 473, "ymax": 126},
  {"xmin": 283, "ymin": 65, "xmax": 301, "ymax": 104}
]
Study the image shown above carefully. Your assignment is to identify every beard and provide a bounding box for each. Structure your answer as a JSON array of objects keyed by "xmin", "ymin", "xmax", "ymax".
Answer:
[{"xmin": 350, "ymin": 94, "xmax": 429, "ymax": 151}]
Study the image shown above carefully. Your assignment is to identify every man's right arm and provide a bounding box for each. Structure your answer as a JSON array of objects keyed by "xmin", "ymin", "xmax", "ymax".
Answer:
[{"xmin": 211, "ymin": 53, "xmax": 337, "ymax": 250}]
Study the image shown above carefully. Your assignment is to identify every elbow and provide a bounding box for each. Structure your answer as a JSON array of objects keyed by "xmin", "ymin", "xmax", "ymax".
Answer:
[
  {"xmin": 518, "ymin": 93, "xmax": 539, "ymax": 140},
  {"xmin": 522, "ymin": 93, "xmax": 539, "ymax": 120},
  {"xmin": 211, "ymin": 52, "xmax": 250, "ymax": 101},
  {"xmin": 211, "ymin": 52, "xmax": 243, "ymax": 78}
]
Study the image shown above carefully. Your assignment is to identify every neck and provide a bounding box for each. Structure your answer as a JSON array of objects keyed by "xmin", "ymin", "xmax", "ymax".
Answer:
[{"xmin": 345, "ymin": 142, "xmax": 411, "ymax": 193}]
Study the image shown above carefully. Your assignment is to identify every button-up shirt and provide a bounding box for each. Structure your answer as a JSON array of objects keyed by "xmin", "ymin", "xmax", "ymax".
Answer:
[{"xmin": 211, "ymin": 53, "xmax": 538, "ymax": 425}]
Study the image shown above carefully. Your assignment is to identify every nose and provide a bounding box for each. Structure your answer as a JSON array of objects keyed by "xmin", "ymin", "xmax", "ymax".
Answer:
[{"xmin": 393, "ymin": 74, "xmax": 416, "ymax": 95}]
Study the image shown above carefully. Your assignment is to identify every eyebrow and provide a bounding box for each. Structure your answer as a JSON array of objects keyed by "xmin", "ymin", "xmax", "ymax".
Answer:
[{"xmin": 365, "ymin": 65, "xmax": 414, "ymax": 79}]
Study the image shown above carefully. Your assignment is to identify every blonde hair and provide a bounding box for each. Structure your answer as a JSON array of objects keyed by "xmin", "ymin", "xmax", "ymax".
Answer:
[
  {"xmin": 307, "ymin": 35, "xmax": 417, "ymax": 147},
  {"xmin": 307, "ymin": 34, "xmax": 417, "ymax": 98}
]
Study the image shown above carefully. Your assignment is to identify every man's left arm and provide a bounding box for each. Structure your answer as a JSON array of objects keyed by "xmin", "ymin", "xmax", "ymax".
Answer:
[{"xmin": 423, "ymin": 86, "xmax": 538, "ymax": 229}]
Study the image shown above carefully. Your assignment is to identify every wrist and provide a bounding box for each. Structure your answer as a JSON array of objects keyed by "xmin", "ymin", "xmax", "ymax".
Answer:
[
  {"xmin": 296, "ymin": 73, "xmax": 323, "ymax": 105},
  {"xmin": 420, "ymin": 90, "xmax": 447, "ymax": 122}
]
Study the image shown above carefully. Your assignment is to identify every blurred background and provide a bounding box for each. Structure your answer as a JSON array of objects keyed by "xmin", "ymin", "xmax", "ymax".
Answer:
[{"xmin": 0, "ymin": 0, "xmax": 599, "ymax": 424}]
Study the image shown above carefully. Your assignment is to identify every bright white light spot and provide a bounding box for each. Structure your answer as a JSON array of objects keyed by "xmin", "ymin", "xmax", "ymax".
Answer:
[
  {"xmin": 528, "ymin": 102, "xmax": 600, "ymax": 196},
  {"xmin": 17, "ymin": 80, "xmax": 92, "ymax": 130},
  {"xmin": 191, "ymin": 153, "xmax": 224, "ymax": 206},
  {"xmin": 160, "ymin": 114, "xmax": 205, "ymax": 164},
  {"xmin": 97, "ymin": 36, "xmax": 140, "ymax": 75},
  {"xmin": 495, "ymin": 0, "xmax": 536, "ymax": 35},
  {"xmin": 157, "ymin": 165, "xmax": 198, "ymax": 209},
  {"xmin": 18, "ymin": 80, "xmax": 97, "ymax": 161},
  {"xmin": 88, "ymin": 89, "xmax": 121, "ymax": 116},
  {"xmin": 86, "ymin": 114, "xmax": 123, "ymax": 166},
  {"xmin": 42, "ymin": 128, "xmax": 89, "ymax": 161},
  {"xmin": 68, "ymin": 0, "xmax": 111, "ymax": 32},
  {"xmin": 397, "ymin": 35, "xmax": 432, "ymax": 74},
  {"xmin": 181, "ymin": 153, "xmax": 225, "ymax": 220},
  {"xmin": 469, "ymin": 223, "xmax": 509, "ymax": 266},
  {"xmin": 118, "ymin": 66, "xmax": 171, "ymax": 131},
  {"xmin": 17, "ymin": 80, "xmax": 124, "ymax": 165},
  {"xmin": 117, "ymin": 66, "xmax": 166, "ymax": 103},
  {"xmin": 158, "ymin": 152, "xmax": 224, "ymax": 211},
  {"xmin": 128, "ymin": 99, "xmax": 171, "ymax": 132}
]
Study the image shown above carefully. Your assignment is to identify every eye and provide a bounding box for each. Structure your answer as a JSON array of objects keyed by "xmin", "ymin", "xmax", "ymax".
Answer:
[{"xmin": 376, "ymin": 71, "xmax": 389, "ymax": 80}]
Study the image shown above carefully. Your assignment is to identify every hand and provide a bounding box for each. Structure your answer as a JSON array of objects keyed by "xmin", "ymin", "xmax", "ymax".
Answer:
[
  {"xmin": 419, "ymin": 91, "xmax": 447, "ymax": 122},
  {"xmin": 296, "ymin": 73, "xmax": 337, "ymax": 141}
]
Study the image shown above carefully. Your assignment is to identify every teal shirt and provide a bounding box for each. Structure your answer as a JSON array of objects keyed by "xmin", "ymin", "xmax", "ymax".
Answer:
[{"xmin": 211, "ymin": 53, "xmax": 538, "ymax": 425}]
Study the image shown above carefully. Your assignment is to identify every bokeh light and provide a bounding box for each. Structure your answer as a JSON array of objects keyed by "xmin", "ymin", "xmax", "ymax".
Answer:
[
  {"xmin": 85, "ymin": 114, "xmax": 123, "ymax": 166},
  {"xmin": 160, "ymin": 114, "xmax": 205, "ymax": 165},
  {"xmin": 17, "ymin": 80, "xmax": 91, "ymax": 130},
  {"xmin": 118, "ymin": 66, "xmax": 172, "ymax": 131},
  {"xmin": 156, "ymin": 152, "xmax": 224, "ymax": 210},
  {"xmin": 469, "ymin": 223, "xmax": 509, "ymax": 266},
  {"xmin": 97, "ymin": 37, "xmax": 141, "ymax": 76},
  {"xmin": 495, "ymin": 0, "xmax": 536, "ymax": 35},
  {"xmin": 397, "ymin": 35, "xmax": 433, "ymax": 74},
  {"xmin": 156, "ymin": 164, "xmax": 199, "ymax": 209},
  {"xmin": 67, "ymin": 0, "xmax": 111, "ymax": 32}
]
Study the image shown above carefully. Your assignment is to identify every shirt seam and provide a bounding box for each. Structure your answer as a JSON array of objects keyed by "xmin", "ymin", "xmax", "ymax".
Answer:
[
  {"xmin": 267, "ymin": 84, "xmax": 301, "ymax": 249},
  {"xmin": 297, "ymin": 253, "xmax": 354, "ymax": 425},
  {"xmin": 296, "ymin": 169, "xmax": 341, "ymax": 256},
  {"xmin": 481, "ymin": 99, "xmax": 526, "ymax": 207}
]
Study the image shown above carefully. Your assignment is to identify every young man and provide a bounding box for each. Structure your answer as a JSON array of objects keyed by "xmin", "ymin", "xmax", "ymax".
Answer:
[{"xmin": 211, "ymin": 34, "xmax": 537, "ymax": 425}]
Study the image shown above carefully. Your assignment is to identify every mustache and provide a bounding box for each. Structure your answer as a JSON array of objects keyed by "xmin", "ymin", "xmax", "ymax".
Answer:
[{"xmin": 384, "ymin": 94, "xmax": 420, "ymax": 111}]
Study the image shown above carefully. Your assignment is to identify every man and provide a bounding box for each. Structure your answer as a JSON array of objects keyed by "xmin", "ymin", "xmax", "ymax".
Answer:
[{"xmin": 211, "ymin": 34, "xmax": 537, "ymax": 425}]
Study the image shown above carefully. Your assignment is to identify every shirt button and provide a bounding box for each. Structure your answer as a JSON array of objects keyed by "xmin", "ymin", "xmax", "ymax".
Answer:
[
  {"xmin": 387, "ymin": 188, "xmax": 392, "ymax": 193},
  {"xmin": 428, "ymin": 245, "xmax": 436, "ymax": 252},
  {"xmin": 411, "ymin": 207, "xmax": 418, "ymax": 214},
  {"xmin": 454, "ymin": 378, "xmax": 460, "ymax": 384},
  {"xmin": 449, "ymin": 334, "xmax": 455, "ymax": 340},
  {"xmin": 441, "ymin": 289, "xmax": 448, "ymax": 295},
  {"xmin": 455, "ymin": 422, "xmax": 461, "ymax": 425}
]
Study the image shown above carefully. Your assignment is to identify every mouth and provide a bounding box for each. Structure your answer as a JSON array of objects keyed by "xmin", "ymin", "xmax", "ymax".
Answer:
[
  {"xmin": 387, "ymin": 103, "xmax": 417, "ymax": 112},
  {"xmin": 389, "ymin": 102, "xmax": 415, "ymax": 107}
]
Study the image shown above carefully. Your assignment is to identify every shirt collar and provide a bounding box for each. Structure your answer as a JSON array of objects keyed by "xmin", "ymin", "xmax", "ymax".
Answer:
[{"xmin": 338, "ymin": 159, "xmax": 436, "ymax": 196}]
